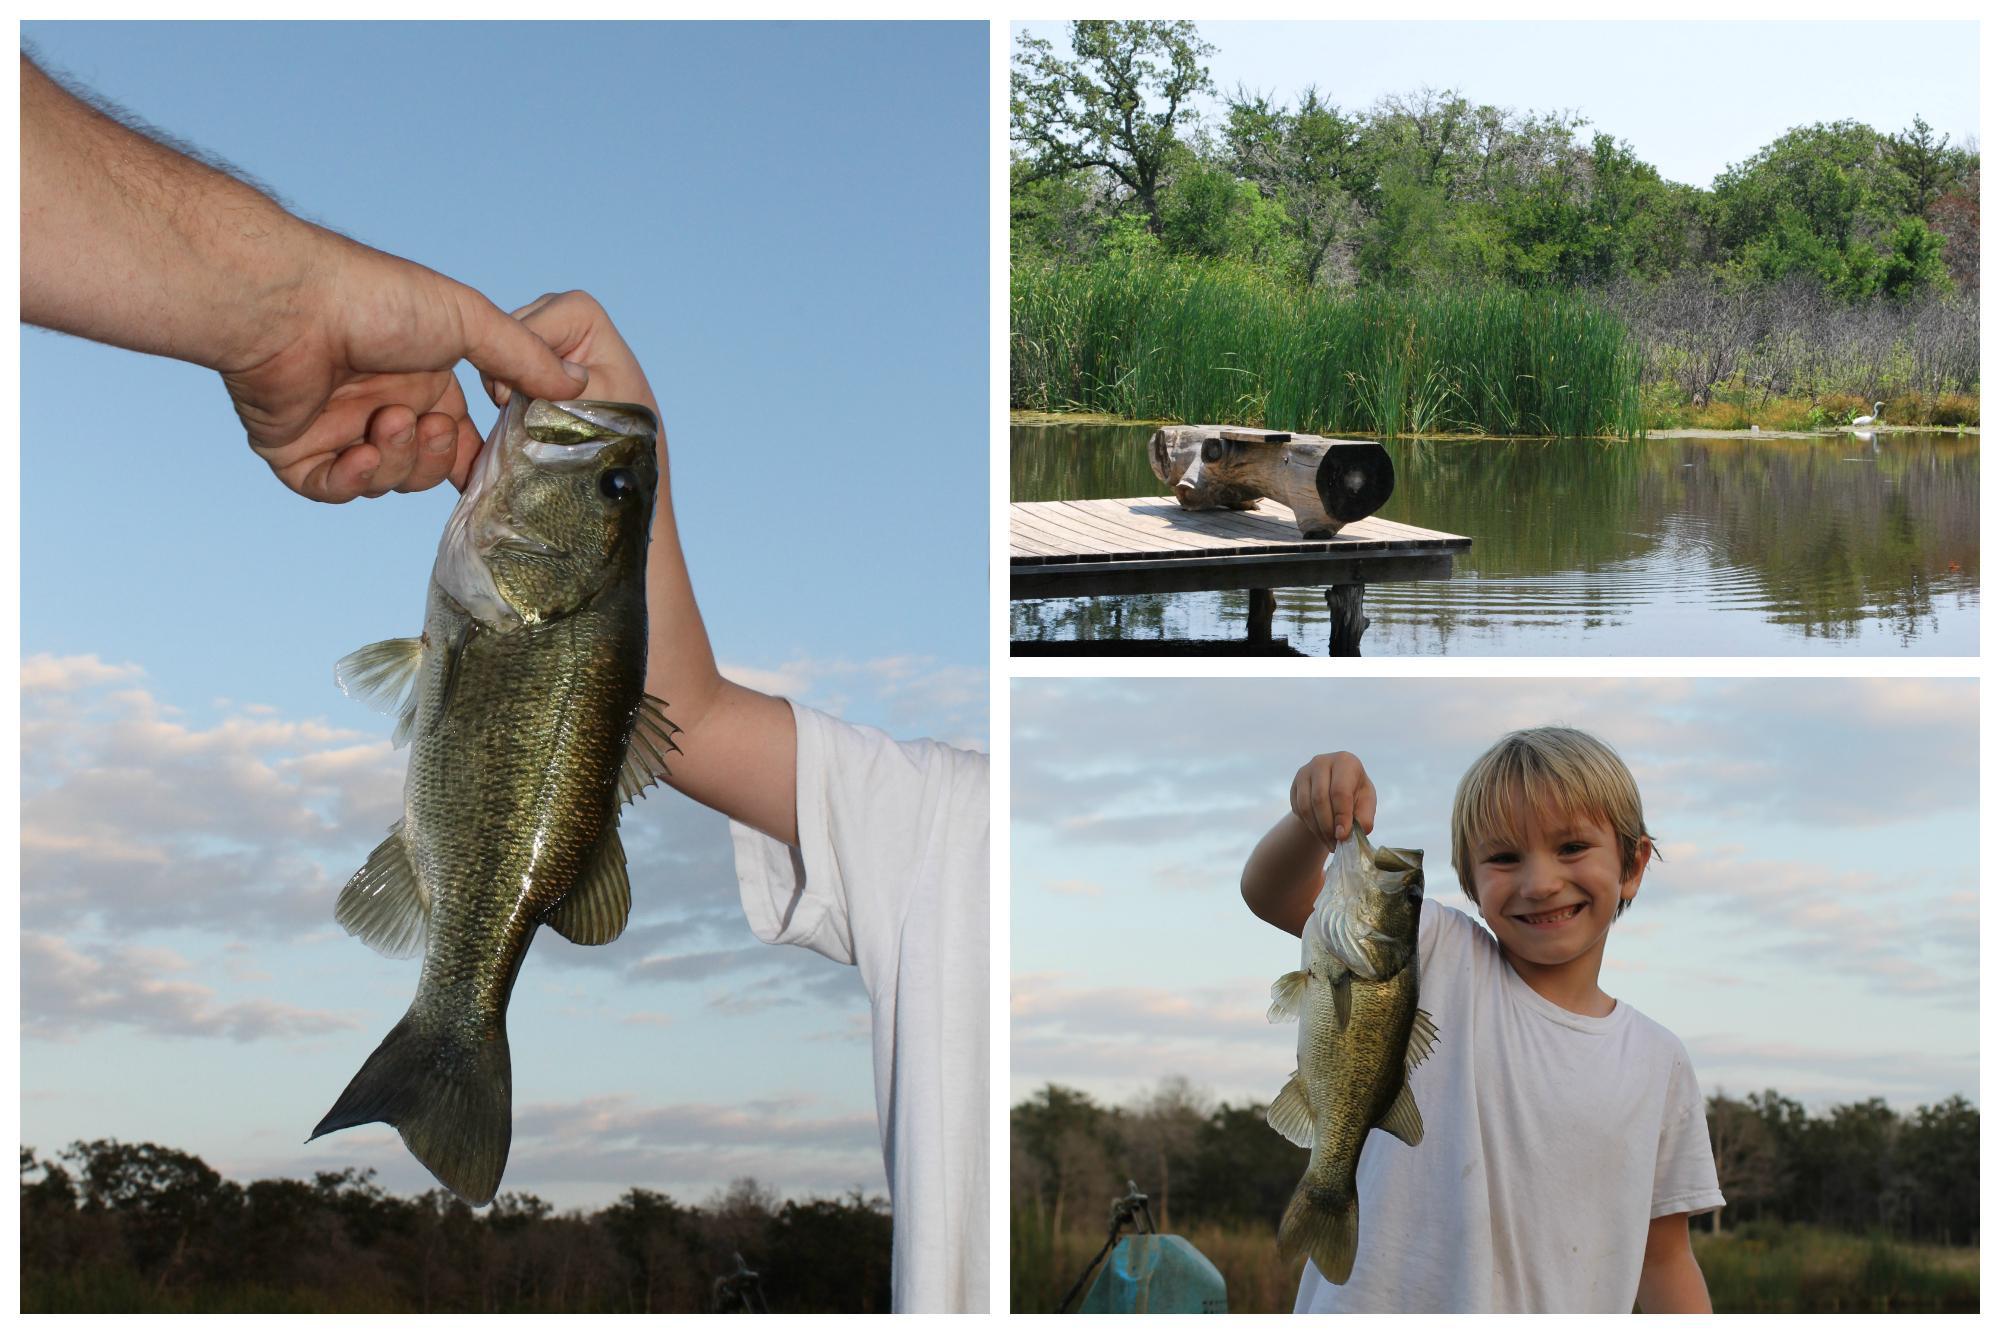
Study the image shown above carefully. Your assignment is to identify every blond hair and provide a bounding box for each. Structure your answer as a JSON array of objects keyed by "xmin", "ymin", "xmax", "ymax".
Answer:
[{"xmin": 1449, "ymin": 727, "xmax": 1653, "ymax": 914}]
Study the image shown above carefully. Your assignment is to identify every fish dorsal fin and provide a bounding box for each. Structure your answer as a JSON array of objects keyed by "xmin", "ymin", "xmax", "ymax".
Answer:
[
  {"xmin": 1407, "ymin": 1007, "xmax": 1440, "ymax": 1072},
  {"xmin": 335, "ymin": 638, "xmax": 425, "ymax": 748},
  {"xmin": 335, "ymin": 821, "xmax": 427, "ymax": 958},
  {"xmin": 1268, "ymin": 969, "xmax": 1309, "ymax": 1023},
  {"xmin": 615, "ymin": 693, "xmax": 683, "ymax": 805},
  {"xmin": 1267, "ymin": 1070, "xmax": 1314, "ymax": 1148},
  {"xmin": 1377, "ymin": 1081, "xmax": 1424, "ymax": 1147},
  {"xmin": 546, "ymin": 825, "xmax": 631, "ymax": 946},
  {"xmin": 1332, "ymin": 971, "xmax": 1353, "ymax": 1030}
]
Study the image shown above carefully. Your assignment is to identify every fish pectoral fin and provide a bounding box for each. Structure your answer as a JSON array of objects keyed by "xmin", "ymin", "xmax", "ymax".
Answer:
[
  {"xmin": 1268, "ymin": 970, "xmax": 1310, "ymax": 1023},
  {"xmin": 334, "ymin": 821, "xmax": 428, "ymax": 958},
  {"xmin": 1267, "ymin": 1070, "xmax": 1315, "ymax": 1148},
  {"xmin": 1332, "ymin": 973, "xmax": 1353, "ymax": 1030},
  {"xmin": 1377, "ymin": 1081, "xmax": 1424, "ymax": 1147},
  {"xmin": 616, "ymin": 693, "xmax": 684, "ymax": 803},
  {"xmin": 546, "ymin": 826, "xmax": 632, "ymax": 946},
  {"xmin": 335, "ymin": 638, "xmax": 425, "ymax": 747},
  {"xmin": 1407, "ymin": 1007, "xmax": 1440, "ymax": 1071}
]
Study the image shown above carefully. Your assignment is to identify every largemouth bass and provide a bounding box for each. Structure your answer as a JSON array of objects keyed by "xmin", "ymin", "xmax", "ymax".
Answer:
[
  {"xmin": 309, "ymin": 394, "xmax": 679, "ymax": 1205},
  {"xmin": 1266, "ymin": 829, "xmax": 1436, "ymax": 1284}
]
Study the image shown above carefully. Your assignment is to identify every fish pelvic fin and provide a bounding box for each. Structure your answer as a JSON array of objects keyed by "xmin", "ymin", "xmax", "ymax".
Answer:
[
  {"xmin": 547, "ymin": 825, "xmax": 632, "ymax": 946},
  {"xmin": 309, "ymin": 1013, "xmax": 512, "ymax": 1207},
  {"xmin": 1268, "ymin": 970, "xmax": 1309, "ymax": 1023},
  {"xmin": 335, "ymin": 821, "xmax": 427, "ymax": 958},
  {"xmin": 1377, "ymin": 1081, "xmax": 1424, "ymax": 1147},
  {"xmin": 1267, "ymin": 1070, "xmax": 1314, "ymax": 1148},
  {"xmin": 1278, "ymin": 1179, "xmax": 1360, "ymax": 1285}
]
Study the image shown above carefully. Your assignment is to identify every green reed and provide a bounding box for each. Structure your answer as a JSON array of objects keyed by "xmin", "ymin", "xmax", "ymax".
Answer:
[{"xmin": 1012, "ymin": 256, "xmax": 1645, "ymax": 438}]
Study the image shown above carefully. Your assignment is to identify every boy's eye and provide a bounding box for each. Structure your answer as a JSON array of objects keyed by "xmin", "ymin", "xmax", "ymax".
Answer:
[
  {"xmin": 1560, "ymin": 841, "xmax": 1590, "ymax": 855},
  {"xmin": 1484, "ymin": 852, "xmax": 1519, "ymax": 866}
]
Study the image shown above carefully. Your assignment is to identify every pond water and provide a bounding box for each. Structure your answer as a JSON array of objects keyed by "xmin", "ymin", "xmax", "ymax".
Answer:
[{"xmin": 1011, "ymin": 422, "xmax": 1979, "ymax": 656}]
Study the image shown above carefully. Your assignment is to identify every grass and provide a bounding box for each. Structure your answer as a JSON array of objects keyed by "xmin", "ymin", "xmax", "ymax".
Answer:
[
  {"xmin": 1642, "ymin": 385, "xmax": 1982, "ymax": 433},
  {"xmin": 1010, "ymin": 1217, "xmax": 1978, "ymax": 1313},
  {"xmin": 1012, "ymin": 256, "xmax": 1647, "ymax": 439}
]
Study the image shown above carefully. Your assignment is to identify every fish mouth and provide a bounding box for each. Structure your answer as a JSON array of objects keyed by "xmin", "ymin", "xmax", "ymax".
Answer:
[{"xmin": 1514, "ymin": 902, "xmax": 1585, "ymax": 928}]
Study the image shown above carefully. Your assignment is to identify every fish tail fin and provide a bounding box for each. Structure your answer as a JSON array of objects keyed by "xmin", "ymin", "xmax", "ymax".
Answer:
[
  {"xmin": 309, "ymin": 1013, "xmax": 512, "ymax": 1206},
  {"xmin": 1278, "ymin": 1179, "xmax": 1360, "ymax": 1285}
]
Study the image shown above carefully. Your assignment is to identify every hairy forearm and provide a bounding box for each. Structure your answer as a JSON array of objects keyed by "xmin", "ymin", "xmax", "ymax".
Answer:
[
  {"xmin": 20, "ymin": 54, "xmax": 322, "ymax": 371},
  {"xmin": 1241, "ymin": 813, "xmax": 1326, "ymax": 936},
  {"xmin": 641, "ymin": 463, "xmax": 799, "ymax": 847}
]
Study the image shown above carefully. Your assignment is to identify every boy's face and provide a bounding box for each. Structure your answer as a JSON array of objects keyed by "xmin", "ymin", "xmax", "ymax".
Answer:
[{"xmin": 1467, "ymin": 798, "xmax": 1650, "ymax": 977}]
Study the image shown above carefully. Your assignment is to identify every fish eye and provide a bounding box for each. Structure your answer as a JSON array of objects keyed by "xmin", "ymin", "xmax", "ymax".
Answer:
[{"xmin": 599, "ymin": 468, "xmax": 637, "ymax": 502}]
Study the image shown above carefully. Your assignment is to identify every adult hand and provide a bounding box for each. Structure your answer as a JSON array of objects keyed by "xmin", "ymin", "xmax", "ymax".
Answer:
[
  {"xmin": 229, "ymin": 240, "xmax": 590, "ymax": 503},
  {"xmin": 1289, "ymin": 751, "xmax": 1376, "ymax": 850}
]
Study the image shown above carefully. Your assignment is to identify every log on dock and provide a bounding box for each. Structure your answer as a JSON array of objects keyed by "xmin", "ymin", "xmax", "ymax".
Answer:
[{"xmin": 1147, "ymin": 425, "xmax": 1396, "ymax": 539}]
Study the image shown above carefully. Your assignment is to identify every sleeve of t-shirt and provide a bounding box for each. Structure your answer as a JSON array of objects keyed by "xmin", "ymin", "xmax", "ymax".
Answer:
[
  {"xmin": 727, "ymin": 698, "xmax": 979, "ymax": 969},
  {"xmin": 1650, "ymin": 1036, "xmax": 1728, "ymax": 1220}
]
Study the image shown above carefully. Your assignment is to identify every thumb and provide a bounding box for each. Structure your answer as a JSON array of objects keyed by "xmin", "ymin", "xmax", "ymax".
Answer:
[{"xmin": 455, "ymin": 288, "xmax": 589, "ymax": 403}]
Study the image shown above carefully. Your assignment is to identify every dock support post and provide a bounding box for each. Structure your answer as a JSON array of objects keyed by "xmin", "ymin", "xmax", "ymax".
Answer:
[
  {"xmin": 1326, "ymin": 583, "xmax": 1367, "ymax": 656},
  {"xmin": 1246, "ymin": 588, "xmax": 1276, "ymax": 643}
]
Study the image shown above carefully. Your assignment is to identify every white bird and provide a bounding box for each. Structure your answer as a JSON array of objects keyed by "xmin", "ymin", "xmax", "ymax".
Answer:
[{"xmin": 1852, "ymin": 401, "xmax": 1885, "ymax": 428}]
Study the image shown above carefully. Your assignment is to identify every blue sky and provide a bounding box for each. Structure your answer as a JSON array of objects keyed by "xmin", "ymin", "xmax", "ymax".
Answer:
[
  {"xmin": 1012, "ymin": 20, "xmax": 1980, "ymax": 189},
  {"xmin": 1012, "ymin": 679, "xmax": 1978, "ymax": 1117},
  {"xmin": 19, "ymin": 20, "xmax": 986, "ymax": 1211}
]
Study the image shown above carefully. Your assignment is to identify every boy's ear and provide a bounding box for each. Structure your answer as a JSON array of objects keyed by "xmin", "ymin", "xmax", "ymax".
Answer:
[{"xmin": 1622, "ymin": 836, "xmax": 1655, "ymax": 895}]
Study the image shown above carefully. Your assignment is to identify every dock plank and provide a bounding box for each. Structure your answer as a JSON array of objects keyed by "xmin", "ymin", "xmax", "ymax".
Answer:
[{"xmin": 1010, "ymin": 496, "xmax": 1471, "ymax": 601}]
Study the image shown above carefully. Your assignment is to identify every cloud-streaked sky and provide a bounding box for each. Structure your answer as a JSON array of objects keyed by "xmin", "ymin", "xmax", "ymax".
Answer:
[
  {"xmin": 1012, "ymin": 20, "xmax": 1980, "ymax": 190},
  {"xmin": 18, "ymin": 20, "xmax": 987, "ymax": 1212},
  {"xmin": 1011, "ymin": 679, "xmax": 1978, "ymax": 1115}
]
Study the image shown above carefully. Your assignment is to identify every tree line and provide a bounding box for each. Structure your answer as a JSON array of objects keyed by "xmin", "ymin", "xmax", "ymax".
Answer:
[
  {"xmin": 19, "ymin": 1140, "xmax": 891, "ymax": 1313},
  {"xmin": 1011, "ymin": 23, "xmax": 1978, "ymax": 422},
  {"xmin": 1012, "ymin": 1079, "xmax": 1978, "ymax": 1248},
  {"xmin": 1012, "ymin": 22, "xmax": 1978, "ymax": 302}
]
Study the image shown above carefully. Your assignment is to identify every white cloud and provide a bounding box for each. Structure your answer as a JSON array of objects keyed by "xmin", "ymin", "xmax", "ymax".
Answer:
[
  {"xmin": 19, "ymin": 652, "xmax": 143, "ymax": 692},
  {"xmin": 23, "ymin": 932, "xmax": 358, "ymax": 1043}
]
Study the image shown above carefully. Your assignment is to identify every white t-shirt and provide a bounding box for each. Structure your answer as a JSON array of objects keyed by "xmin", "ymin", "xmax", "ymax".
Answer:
[
  {"xmin": 729, "ymin": 700, "xmax": 990, "ymax": 1314},
  {"xmin": 1294, "ymin": 899, "xmax": 1724, "ymax": 1314}
]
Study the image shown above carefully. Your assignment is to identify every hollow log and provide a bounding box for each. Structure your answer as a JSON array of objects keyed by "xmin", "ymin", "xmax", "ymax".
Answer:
[{"xmin": 1147, "ymin": 425, "xmax": 1395, "ymax": 539}]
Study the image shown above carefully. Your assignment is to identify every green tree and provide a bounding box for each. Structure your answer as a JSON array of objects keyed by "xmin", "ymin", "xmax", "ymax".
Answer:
[
  {"xmin": 1884, "ymin": 114, "xmax": 1969, "ymax": 217},
  {"xmin": 1878, "ymin": 215, "xmax": 1950, "ymax": 299},
  {"xmin": 1224, "ymin": 87, "xmax": 1375, "ymax": 287},
  {"xmin": 1011, "ymin": 21, "xmax": 1215, "ymax": 237}
]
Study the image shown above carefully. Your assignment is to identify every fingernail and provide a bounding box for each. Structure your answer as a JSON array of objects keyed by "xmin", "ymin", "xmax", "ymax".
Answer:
[
  {"xmin": 393, "ymin": 426, "xmax": 414, "ymax": 447},
  {"xmin": 562, "ymin": 359, "xmax": 588, "ymax": 382},
  {"xmin": 424, "ymin": 432, "xmax": 453, "ymax": 455}
]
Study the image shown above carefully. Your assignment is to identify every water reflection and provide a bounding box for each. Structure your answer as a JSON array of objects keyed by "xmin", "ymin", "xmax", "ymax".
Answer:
[{"xmin": 1010, "ymin": 423, "xmax": 1979, "ymax": 655}]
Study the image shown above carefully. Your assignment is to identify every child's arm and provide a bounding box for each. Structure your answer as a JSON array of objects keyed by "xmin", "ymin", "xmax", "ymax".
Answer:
[
  {"xmin": 1635, "ymin": 1214, "xmax": 1712, "ymax": 1313},
  {"xmin": 504, "ymin": 291, "xmax": 799, "ymax": 847},
  {"xmin": 1241, "ymin": 751, "xmax": 1376, "ymax": 937}
]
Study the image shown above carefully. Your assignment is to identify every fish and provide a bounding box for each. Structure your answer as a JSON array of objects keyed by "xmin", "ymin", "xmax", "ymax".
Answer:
[
  {"xmin": 1265, "ymin": 828, "xmax": 1437, "ymax": 1284},
  {"xmin": 307, "ymin": 394, "xmax": 681, "ymax": 1205}
]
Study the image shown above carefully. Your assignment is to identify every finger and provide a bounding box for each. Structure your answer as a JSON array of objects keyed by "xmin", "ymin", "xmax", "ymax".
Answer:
[
  {"xmin": 1288, "ymin": 760, "xmax": 1320, "ymax": 844},
  {"xmin": 1322, "ymin": 762, "xmax": 1355, "ymax": 845},
  {"xmin": 447, "ymin": 415, "xmax": 485, "ymax": 491},
  {"xmin": 1309, "ymin": 764, "xmax": 1338, "ymax": 849},
  {"xmin": 1352, "ymin": 768, "xmax": 1377, "ymax": 836},
  {"xmin": 364, "ymin": 406, "xmax": 422, "ymax": 496},
  {"xmin": 300, "ymin": 443, "xmax": 380, "ymax": 504},
  {"xmin": 395, "ymin": 412, "xmax": 463, "ymax": 493},
  {"xmin": 457, "ymin": 285, "xmax": 589, "ymax": 403}
]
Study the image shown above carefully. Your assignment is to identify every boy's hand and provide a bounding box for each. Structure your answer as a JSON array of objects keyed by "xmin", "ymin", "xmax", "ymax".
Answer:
[
  {"xmin": 485, "ymin": 290, "xmax": 659, "ymax": 418},
  {"xmin": 1289, "ymin": 751, "xmax": 1376, "ymax": 850}
]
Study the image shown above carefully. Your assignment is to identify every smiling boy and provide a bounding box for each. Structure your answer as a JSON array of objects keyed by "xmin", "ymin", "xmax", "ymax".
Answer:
[{"xmin": 1241, "ymin": 727, "xmax": 1723, "ymax": 1313}]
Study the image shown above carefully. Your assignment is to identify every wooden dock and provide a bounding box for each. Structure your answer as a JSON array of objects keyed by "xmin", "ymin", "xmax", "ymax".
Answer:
[{"xmin": 1010, "ymin": 497, "xmax": 1471, "ymax": 654}]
